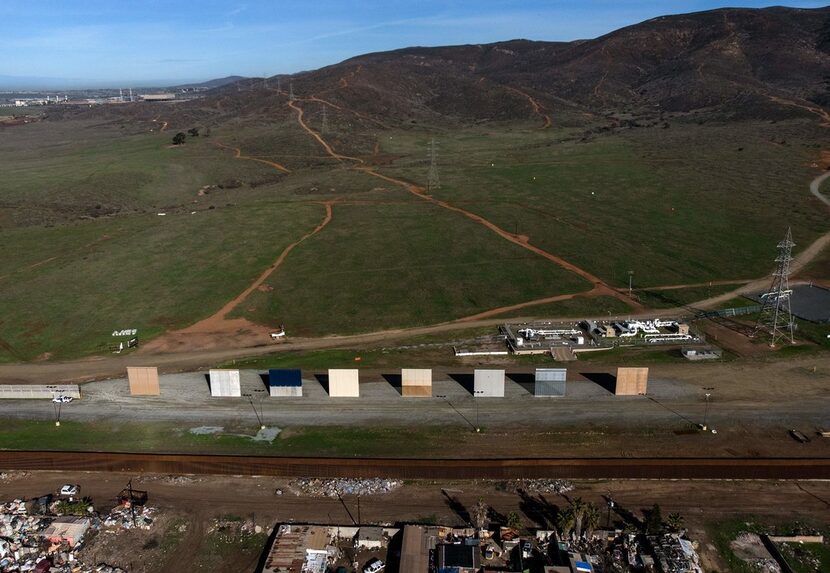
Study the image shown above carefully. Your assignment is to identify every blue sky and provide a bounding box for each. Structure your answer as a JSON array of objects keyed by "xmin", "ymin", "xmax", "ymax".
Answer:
[{"xmin": 1, "ymin": 0, "xmax": 828, "ymax": 87}]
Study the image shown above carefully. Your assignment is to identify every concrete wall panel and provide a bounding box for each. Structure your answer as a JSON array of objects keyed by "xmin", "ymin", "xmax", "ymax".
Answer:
[
  {"xmin": 127, "ymin": 367, "xmax": 160, "ymax": 396},
  {"xmin": 474, "ymin": 369, "xmax": 505, "ymax": 397},
  {"xmin": 328, "ymin": 369, "xmax": 360, "ymax": 397}
]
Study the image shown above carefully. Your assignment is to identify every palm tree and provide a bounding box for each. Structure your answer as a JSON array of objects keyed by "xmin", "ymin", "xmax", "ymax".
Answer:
[
  {"xmin": 572, "ymin": 497, "xmax": 588, "ymax": 538},
  {"xmin": 556, "ymin": 507, "xmax": 575, "ymax": 539},
  {"xmin": 506, "ymin": 511, "xmax": 523, "ymax": 531},
  {"xmin": 584, "ymin": 503, "xmax": 601, "ymax": 539},
  {"xmin": 666, "ymin": 513, "xmax": 684, "ymax": 533},
  {"xmin": 472, "ymin": 497, "xmax": 488, "ymax": 530}
]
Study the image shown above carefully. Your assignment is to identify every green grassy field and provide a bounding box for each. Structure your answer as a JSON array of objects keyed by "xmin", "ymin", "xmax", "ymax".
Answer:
[
  {"xmin": 1, "ymin": 110, "xmax": 827, "ymax": 361},
  {"xmin": 379, "ymin": 119, "xmax": 828, "ymax": 288}
]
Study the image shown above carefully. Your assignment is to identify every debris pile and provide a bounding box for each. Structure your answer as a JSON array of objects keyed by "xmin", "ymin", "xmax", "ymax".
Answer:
[
  {"xmin": 512, "ymin": 479, "xmax": 574, "ymax": 494},
  {"xmin": 101, "ymin": 506, "xmax": 156, "ymax": 530},
  {"xmin": 0, "ymin": 495, "xmax": 155, "ymax": 572},
  {"xmin": 289, "ymin": 478, "xmax": 402, "ymax": 497}
]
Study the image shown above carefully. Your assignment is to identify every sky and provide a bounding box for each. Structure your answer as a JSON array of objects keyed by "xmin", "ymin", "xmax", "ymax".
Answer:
[{"xmin": 1, "ymin": 0, "xmax": 828, "ymax": 88}]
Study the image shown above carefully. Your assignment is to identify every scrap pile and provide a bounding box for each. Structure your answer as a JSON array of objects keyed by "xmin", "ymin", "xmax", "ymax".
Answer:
[
  {"xmin": 0, "ymin": 497, "xmax": 154, "ymax": 572},
  {"xmin": 289, "ymin": 478, "xmax": 402, "ymax": 497},
  {"xmin": 511, "ymin": 479, "xmax": 574, "ymax": 494}
]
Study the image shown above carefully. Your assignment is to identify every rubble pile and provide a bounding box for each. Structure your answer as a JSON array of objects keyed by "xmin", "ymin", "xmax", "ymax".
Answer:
[
  {"xmin": 512, "ymin": 479, "xmax": 574, "ymax": 494},
  {"xmin": 289, "ymin": 478, "xmax": 402, "ymax": 497},
  {"xmin": 101, "ymin": 506, "xmax": 156, "ymax": 530},
  {"xmin": 0, "ymin": 473, "xmax": 30, "ymax": 483},
  {"xmin": 0, "ymin": 496, "xmax": 156, "ymax": 572}
]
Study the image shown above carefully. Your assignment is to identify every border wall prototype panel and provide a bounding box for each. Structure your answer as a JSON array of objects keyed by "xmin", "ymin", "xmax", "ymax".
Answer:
[
  {"xmin": 127, "ymin": 367, "xmax": 160, "ymax": 396},
  {"xmin": 535, "ymin": 368, "xmax": 567, "ymax": 397},
  {"xmin": 615, "ymin": 367, "xmax": 648, "ymax": 395},
  {"xmin": 474, "ymin": 369, "xmax": 505, "ymax": 397},
  {"xmin": 0, "ymin": 385, "xmax": 81, "ymax": 400},
  {"xmin": 209, "ymin": 369, "xmax": 241, "ymax": 397},
  {"xmin": 328, "ymin": 369, "xmax": 360, "ymax": 397},
  {"xmin": 401, "ymin": 368, "xmax": 432, "ymax": 397},
  {"xmin": 268, "ymin": 369, "xmax": 303, "ymax": 397}
]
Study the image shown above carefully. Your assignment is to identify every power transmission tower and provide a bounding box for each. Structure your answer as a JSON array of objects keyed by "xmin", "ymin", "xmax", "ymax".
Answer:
[
  {"xmin": 288, "ymin": 81, "xmax": 295, "ymax": 101},
  {"xmin": 263, "ymin": 73, "xmax": 268, "ymax": 89},
  {"xmin": 753, "ymin": 227, "xmax": 795, "ymax": 347},
  {"xmin": 277, "ymin": 77, "xmax": 281, "ymax": 93},
  {"xmin": 321, "ymin": 106, "xmax": 329, "ymax": 134},
  {"xmin": 427, "ymin": 138, "xmax": 440, "ymax": 192}
]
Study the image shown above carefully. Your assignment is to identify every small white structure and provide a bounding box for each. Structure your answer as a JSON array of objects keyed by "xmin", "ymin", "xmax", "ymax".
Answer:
[
  {"xmin": 474, "ymin": 369, "xmax": 505, "ymax": 397},
  {"xmin": 328, "ymin": 369, "xmax": 359, "ymax": 397},
  {"xmin": 355, "ymin": 526, "xmax": 384, "ymax": 550},
  {"xmin": 0, "ymin": 385, "xmax": 80, "ymax": 400},
  {"xmin": 209, "ymin": 369, "xmax": 241, "ymax": 397}
]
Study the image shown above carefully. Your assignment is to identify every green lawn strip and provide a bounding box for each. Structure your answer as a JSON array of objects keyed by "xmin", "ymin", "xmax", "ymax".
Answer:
[{"xmin": 0, "ymin": 419, "xmax": 460, "ymax": 457}]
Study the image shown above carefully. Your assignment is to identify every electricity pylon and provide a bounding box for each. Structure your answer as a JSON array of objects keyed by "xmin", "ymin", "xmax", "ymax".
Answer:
[{"xmin": 753, "ymin": 227, "xmax": 795, "ymax": 347}]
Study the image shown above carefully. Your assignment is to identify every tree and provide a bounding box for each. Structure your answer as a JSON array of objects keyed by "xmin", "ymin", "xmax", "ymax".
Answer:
[
  {"xmin": 172, "ymin": 132, "xmax": 186, "ymax": 145},
  {"xmin": 506, "ymin": 511, "xmax": 523, "ymax": 531},
  {"xmin": 583, "ymin": 503, "xmax": 601, "ymax": 539},
  {"xmin": 187, "ymin": 127, "xmax": 200, "ymax": 137},
  {"xmin": 472, "ymin": 497, "xmax": 488, "ymax": 530},
  {"xmin": 666, "ymin": 513, "xmax": 684, "ymax": 533},
  {"xmin": 645, "ymin": 504, "xmax": 663, "ymax": 534},
  {"xmin": 572, "ymin": 497, "xmax": 587, "ymax": 538},
  {"xmin": 556, "ymin": 507, "xmax": 575, "ymax": 539}
]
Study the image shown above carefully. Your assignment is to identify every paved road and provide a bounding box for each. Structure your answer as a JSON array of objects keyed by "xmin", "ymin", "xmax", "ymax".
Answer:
[{"xmin": 810, "ymin": 170, "xmax": 830, "ymax": 208}]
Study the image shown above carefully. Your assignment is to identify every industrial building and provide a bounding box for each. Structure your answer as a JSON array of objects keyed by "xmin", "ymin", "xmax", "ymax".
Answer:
[
  {"xmin": 209, "ymin": 369, "xmax": 241, "ymax": 397},
  {"xmin": 535, "ymin": 368, "xmax": 567, "ymax": 397},
  {"xmin": 269, "ymin": 369, "xmax": 303, "ymax": 397},
  {"xmin": 328, "ymin": 369, "xmax": 360, "ymax": 397},
  {"xmin": 126, "ymin": 367, "xmax": 160, "ymax": 396},
  {"xmin": 474, "ymin": 369, "xmax": 505, "ymax": 397},
  {"xmin": 615, "ymin": 367, "xmax": 648, "ymax": 395},
  {"xmin": 0, "ymin": 385, "xmax": 80, "ymax": 400},
  {"xmin": 401, "ymin": 368, "xmax": 432, "ymax": 397}
]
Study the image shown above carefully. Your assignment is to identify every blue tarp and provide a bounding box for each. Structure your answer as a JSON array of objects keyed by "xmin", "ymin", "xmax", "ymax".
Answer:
[{"xmin": 268, "ymin": 368, "xmax": 302, "ymax": 387}]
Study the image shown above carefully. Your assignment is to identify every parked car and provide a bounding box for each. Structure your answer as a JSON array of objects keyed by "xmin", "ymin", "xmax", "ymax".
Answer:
[
  {"xmin": 363, "ymin": 559, "xmax": 385, "ymax": 573},
  {"xmin": 59, "ymin": 484, "xmax": 80, "ymax": 497},
  {"xmin": 52, "ymin": 395, "xmax": 73, "ymax": 403}
]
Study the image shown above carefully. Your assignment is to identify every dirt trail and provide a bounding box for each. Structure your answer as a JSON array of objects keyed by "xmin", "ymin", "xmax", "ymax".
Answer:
[
  {"xmin": 768, "ymin": 95, "xmax": 830, "ymax": 128},
  {"xmin": 287, "ymin": 100, "xmax": 365, "ymax": 163},
  {"xmin": 505, "ymin": 86, "xmax": 551, "ymax": 128},
  {"xmin": 301, "ymin": 95, "xmax": 389, "ymax": 129},
  {"xmin": 809, "ymin": 170, "xmax": 830, "ymax": 208},
  {"xmin": 454, "ymin": 288, "xmax": 602, "ymax": 322},
  {"xmin": 630, "ymin": 279, "xmax": 753, "ymax": 292},
  {"xmin": 152, "ymin": 116, "xmax": 168, "ymax": 132},
  {"xmin": 214, "ymin": 141, "xmax": 291, "ymax": 173}
]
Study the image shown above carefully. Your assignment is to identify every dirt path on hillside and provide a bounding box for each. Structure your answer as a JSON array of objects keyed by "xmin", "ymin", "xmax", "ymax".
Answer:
[
  {"xmin": 504, "ymin": 86, "xmax": 552, "ymax": 128},
  {"xmin": 454, "ymin": 287, "xmax": 604, "ymax": 322},
  {"xmin": 140, "ymin": 201, "xmax": 335, "ymax": 353},
  {"xmin": 768, "ymin": 95, "xmax": 830, "ymax": 128},
  {"xmin": 287, "ymin": 100, "xmax": 364, "ymax": 163},
  {"xmin": 630, "ymin": 279, "xmax": 753, "ymax": 292},
  {"xmin": 301, "ymin": 95, "xmax": 390, "ymax": 129},
  {"xmin": 152, "ymin": 116, "xmax": 168, "ymax": 132},
  {"xmin": 214, "ymin": 141, "xmax": 291, "ymax": 173},
  {"xmin": 809, "ymin": 170, "xmax": 830, "ymax": 208}
]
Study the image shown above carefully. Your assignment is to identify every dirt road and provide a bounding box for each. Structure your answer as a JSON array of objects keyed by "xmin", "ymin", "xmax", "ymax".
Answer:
[
  {"xmin": 504, "ymin": 86, "xmax": 552, "ymax": 128},
  {"xmin": 810, "ymin": 170, "xmax": 830, "ymax": 208}
]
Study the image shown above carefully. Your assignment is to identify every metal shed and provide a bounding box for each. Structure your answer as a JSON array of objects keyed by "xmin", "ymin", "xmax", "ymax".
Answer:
[
  {"xmin": 209, "ymin": 369, "xmax": 241, "ymax": 397},
  {"xmin": 473, "ymin": 369, "xmax": 505, "ymax": 397},
  {"xmin": 401, "ymin": 368, "xmax": 432, "ymax": 397},
  {"xmin": 268, "ymin": 369, "xmax": 303, "ymax": 397},
  {"xmin": 328, "ymin": 369, "xmax": 359, "ymax": 397},
  {"xmin": 126, "ymin": 366, "xmax": 160, "ymax": 396},
  {"xmin": 615, "ymin": 367, "xmax": 648, "ymax": 395},
  {"xmin": 535, "ymin": 368, "xmax": 567, "ymax": 397}
]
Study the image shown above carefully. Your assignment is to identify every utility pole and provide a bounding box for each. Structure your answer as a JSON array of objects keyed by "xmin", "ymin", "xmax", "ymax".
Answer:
[
  {"xmin": 627, "ymin": 270, "xmax": 634, "ymax": 298},
  {"xmin": 427, "ymin": 138, "xmax": 440, "ymax": 192},
  {"xmin": 321, "ymin": 105, "xmax": 329, "ymax": 134},
  {"xmin": 701, "ymin": 392, "xmax": 712, "ymax": 431},
  {"xmin": 753, "ymin": 227, "xmax": 796, "ymax": 347}
]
